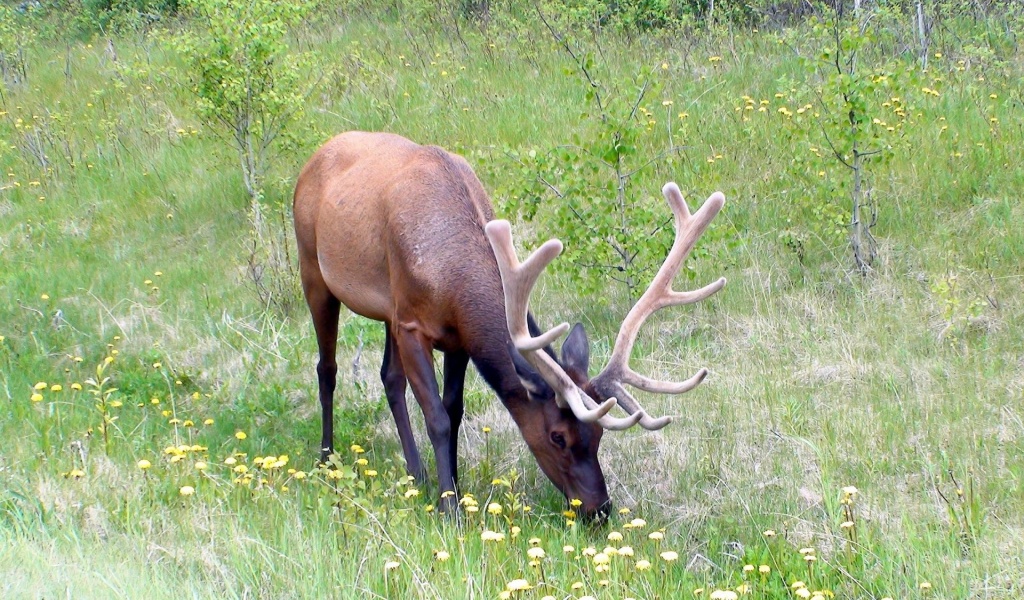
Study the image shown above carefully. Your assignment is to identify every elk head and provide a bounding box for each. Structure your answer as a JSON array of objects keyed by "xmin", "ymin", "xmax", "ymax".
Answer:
[{"xmin": 485, "ymin": 183, "xmax": 726, "ymax": 519}]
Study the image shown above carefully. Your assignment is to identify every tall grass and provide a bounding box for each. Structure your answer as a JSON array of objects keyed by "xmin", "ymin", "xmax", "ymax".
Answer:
[{"xmin": 1, "ymin": 3, "xmax": 1022, "ymax": 598}]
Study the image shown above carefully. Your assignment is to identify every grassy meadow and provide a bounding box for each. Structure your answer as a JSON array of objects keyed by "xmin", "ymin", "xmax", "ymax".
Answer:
[{"xmin": 1, "ymin": 2, "xmax": 1023, "ymax": 598}]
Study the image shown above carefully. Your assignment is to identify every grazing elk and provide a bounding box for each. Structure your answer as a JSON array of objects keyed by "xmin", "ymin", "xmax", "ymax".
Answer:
[{"xmin": 293, "ymin": 131, "xmax": 725, "ymax": 518}]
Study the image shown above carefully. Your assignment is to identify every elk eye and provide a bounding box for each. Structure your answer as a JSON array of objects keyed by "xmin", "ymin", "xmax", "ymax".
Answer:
[{"xmin": 550, "ymin": 431, "xmax": 567, "ymax": 449}]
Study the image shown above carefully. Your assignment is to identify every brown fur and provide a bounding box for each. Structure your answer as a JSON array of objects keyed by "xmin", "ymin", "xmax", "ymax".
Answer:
[{"xmin": 294, "ymin": 132, "xmax": 610, "ymax": 516}]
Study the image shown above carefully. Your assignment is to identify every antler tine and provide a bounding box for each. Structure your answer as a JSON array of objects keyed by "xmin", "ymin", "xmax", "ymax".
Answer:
[
  {"xmin": 485, "ymin": 220, "xmax": 622, "ymax": 425},
  {"xmin": 590, "ymin": 184, "xmax": 726, "ymax": 430},
  {"xmin": 484, "ymin": 220, "xmax": 569, "ymax": 349}
]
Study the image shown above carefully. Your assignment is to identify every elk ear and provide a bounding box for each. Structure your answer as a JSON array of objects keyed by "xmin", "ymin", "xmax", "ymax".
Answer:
[
  {"xmin": 507, "ymin": 340, "xmax": 554, "ymax": 401},
  {"xmin": 561, "ymin": 322, "xmax": 590, "ymax": 379}
]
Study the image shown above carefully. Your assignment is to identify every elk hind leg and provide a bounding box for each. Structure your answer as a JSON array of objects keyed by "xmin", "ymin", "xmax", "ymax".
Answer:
[{"xmin": 302, "ymin": 276, "xmax": 341, "ymax": 463}]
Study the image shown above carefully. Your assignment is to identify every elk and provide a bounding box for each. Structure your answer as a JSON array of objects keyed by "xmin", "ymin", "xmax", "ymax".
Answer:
[{"xmin": 293, "ymin": 131, "xmax": 725, "ymax": 518}]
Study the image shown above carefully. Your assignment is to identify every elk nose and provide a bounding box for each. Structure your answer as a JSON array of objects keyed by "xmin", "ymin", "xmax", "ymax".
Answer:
[{"xmin": 581, "ymin": 499, "xmax": 613, "ymax": 525}]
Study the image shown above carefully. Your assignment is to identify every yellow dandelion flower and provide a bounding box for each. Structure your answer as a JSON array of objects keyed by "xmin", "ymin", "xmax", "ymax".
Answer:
[
  {"xmin": 795, "ymin": 588, "xmax": 811, "ymax": 599},
  {"xmin": 570, "ymin": 582, "xmax": 584, "ymax": 590},
  {"xmin": 434, "ymin": 550, "xmax": 450, "ymax": 561},
  {"xmin": 608, "ymin": 531, "xmax": 623, "ymax": 541},
  {"xmin": 506, "ymin": 579, "xmax": 531, "ymax": 591},
  {"xmin": 71, "ymin": 383, "xmax": 82, "ymax": 391},
  {"xmin": 569, "ymin": 498, "xmax": 582, "ymax": 508},
  {"xmin": 31, "ymin": 393, "xmax": 43, "ymax": 402},
  {"xmin": 648, "ymin": 531, "xmax": 664, "ymax": 541},
  {"xmin": 593, "ymin": 552, "xmax": 610, "ymax": 565},
  {"xmin": 636, "ymin": 559, "xmax": 652, "ymax": 571},
  {"xmin": 763, "ymin": 529, "xmax": 776, "ymax": 537},
  {"xmin": 759, "ymin": 565, "xmax": 770, "ymax": 574},
  {"xmin": 710, "ymin": 591, "xmax": 738, "ymax": 600},
  {"xmin": 527, "ymin": 547, "xmax": 545, "ymax": 559},
  {"xmin": 179, "ymin": 485, "xmax": 195, "ymax": 496},
  {"xmin": 34, "ymin": 382, "xmax": 47, "ymax": 391},
  {"xmin": 137, "ymin": 459, "xmax": 152, "ymax": 470},
  {"xmin": 235, "ymin": 431, "xmax": 247, "ymax": 440},
  {"xmin": 488, "ymin": 502, "xmax": 503, "ymax": 515},
  {"xmin": 660, "ymin": 550, "xmax": 679, "ymax": 562},
  {"xmin": 582, "ymin": 546, "xmax": 597, "ymax": 557},
  {"xmin": 384, "ymin": 560, "xmax": 400, "ymax": 572},
  {"xmin": 404, "ymin": 488, "xmax": 420, "ymax": 498},
  {"xmin": 204, "ymin": 418, "xmax": 214, "ymax": 425},
  {"xmin": 195, "ymin": 461, "xmax": 208, "ymax": 471},
  {"xmin": 618, "ymin": 546, "xmax": 634, "ymax": 557},
  {"xmin": 481, "ymin": 530, "xmax": 505, "ymax": 542},
  {"xmin": 919, "ymin": 582, "xmax": 932, "ymax": 591},
  {"xmin": 51, "ymin": 384, "xmax": 63, "ymax": 392},
  {"xmin": 364, "ymin": 469, "xmax": 378, "ymax": 477},
  {"xmin": 563, "ymin": 545, "xmax": 575, "ymax": 553}
]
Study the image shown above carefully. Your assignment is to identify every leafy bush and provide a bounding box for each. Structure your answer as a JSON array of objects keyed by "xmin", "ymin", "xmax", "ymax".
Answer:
[
  {"xmin": 0, "ymin": 3, "xmax": 39, "ymax": 88},
  {"xmin": 171, "ymin": 0, "xmax": 318, "ymax": 198}
]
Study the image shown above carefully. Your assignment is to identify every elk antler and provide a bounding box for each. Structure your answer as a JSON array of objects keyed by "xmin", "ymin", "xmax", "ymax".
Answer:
[
  {"xmin": 588, "ymin": 183, "xmax": 726, "ymax": 430},
  {"xmin": 485, "ymin": 220, "xmax": 645, "ymax": 430}
]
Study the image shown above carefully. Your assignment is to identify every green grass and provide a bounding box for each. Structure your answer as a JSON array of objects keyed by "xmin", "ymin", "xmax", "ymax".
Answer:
[{"xmin": 2, "ymin": 4, "xmax": 1023, "ymax": 599}]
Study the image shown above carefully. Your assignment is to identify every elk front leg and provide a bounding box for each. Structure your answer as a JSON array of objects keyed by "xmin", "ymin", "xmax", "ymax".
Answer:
[
  {"xmin": 394, "ymin": 323, "xmax": 458, "ymax": 514},
  {"xmin": 381, "ymin": 328, "xmax": 426, "ymax": 483},
  {"xmin": 441, "ymin": 350, "xmax": 469, "ymax": 487}
]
